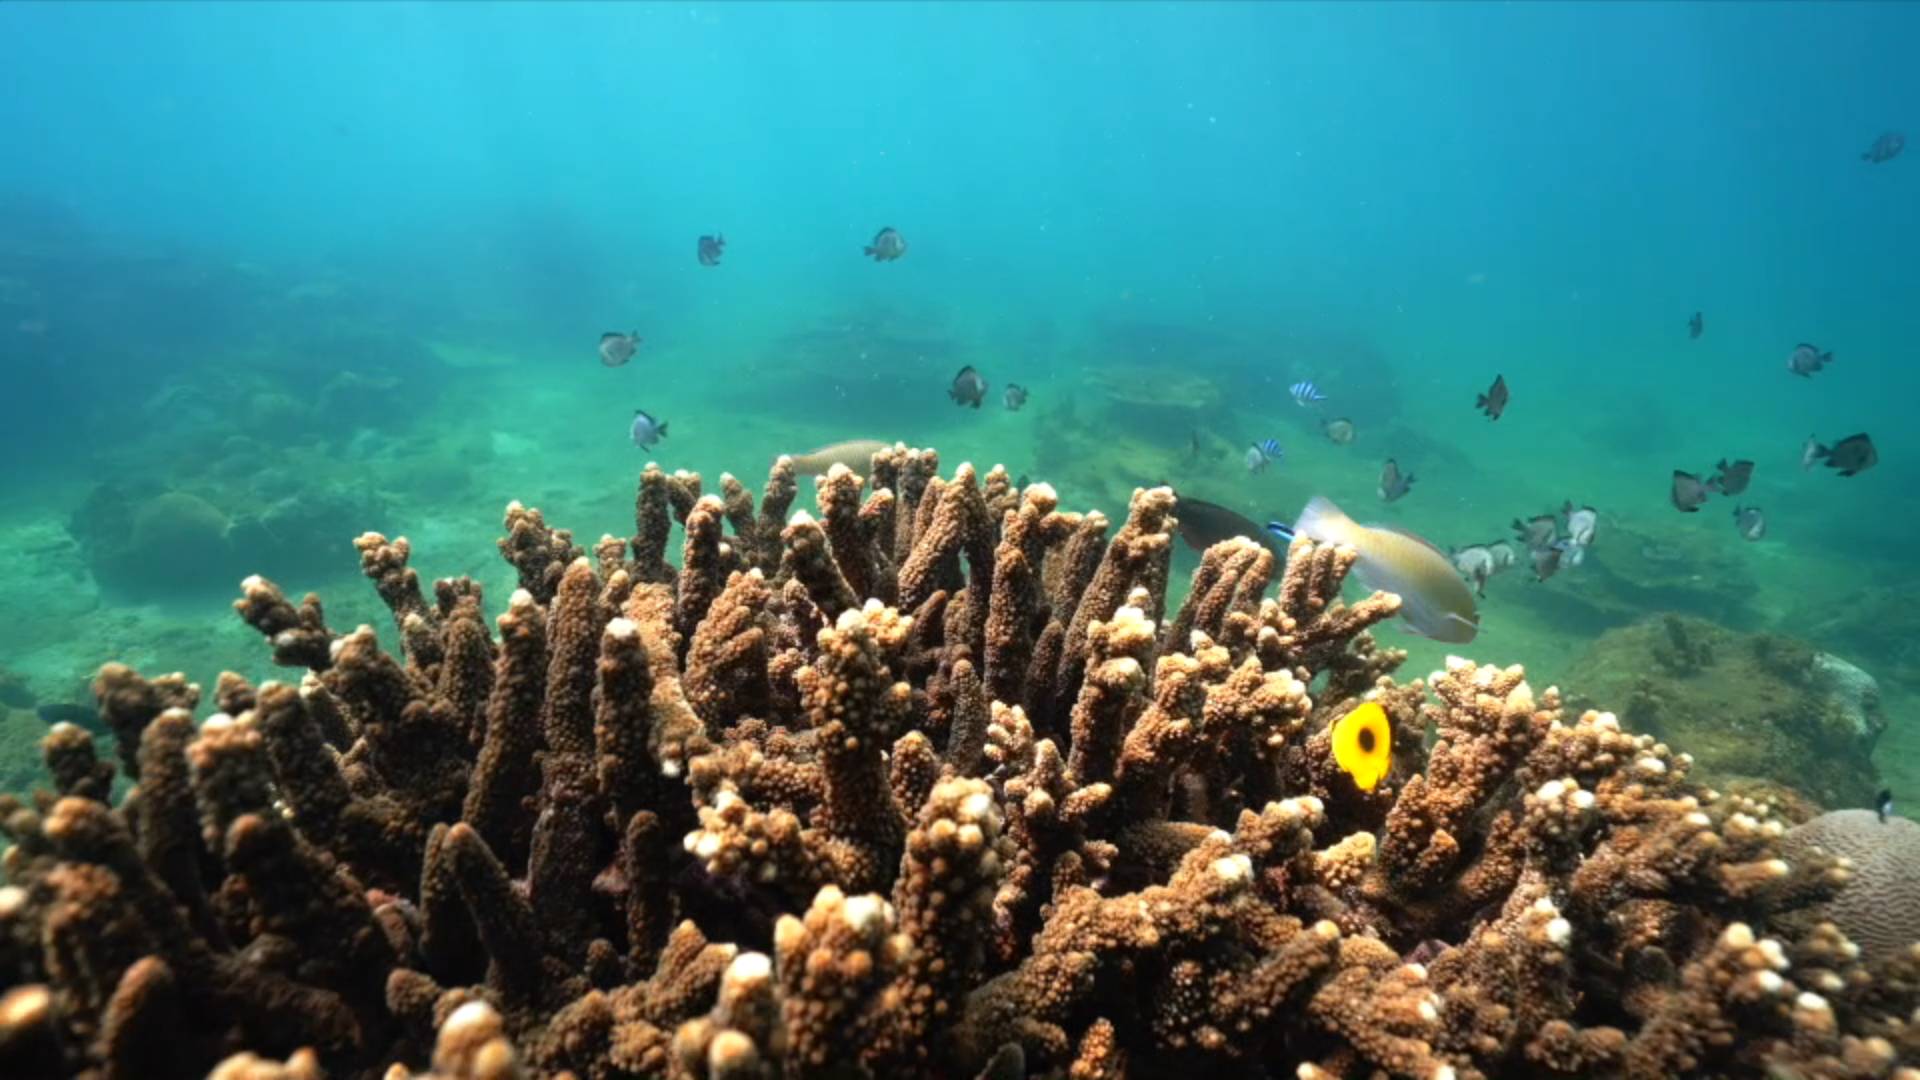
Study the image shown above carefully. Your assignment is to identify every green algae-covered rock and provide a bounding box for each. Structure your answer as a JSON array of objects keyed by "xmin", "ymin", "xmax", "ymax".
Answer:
[{"xmin": 1561, "ymin": 613, "xmax": 1884, "ymax": 808}]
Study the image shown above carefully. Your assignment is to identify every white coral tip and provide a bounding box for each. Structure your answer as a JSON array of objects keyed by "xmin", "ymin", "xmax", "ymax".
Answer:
[{"xmin": 1546, "ymin": 917, "xmax": 1572, "ymax": 947}]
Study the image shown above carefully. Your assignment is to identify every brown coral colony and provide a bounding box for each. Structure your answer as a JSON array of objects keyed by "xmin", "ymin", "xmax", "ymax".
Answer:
[{"xmin": 1, "ymin": 445, "xmax": 1914, "ymax": 1080}]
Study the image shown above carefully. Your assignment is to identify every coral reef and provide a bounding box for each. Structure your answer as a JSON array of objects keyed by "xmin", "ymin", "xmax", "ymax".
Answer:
[
  {"xmin": 2, "ymin": 447, "xmax": 1915, "ymax": 1080},
  {"xmin": 1782, "ymin": 810, "xmax": 1920, "ymax": 964},
  {"xmin": 1562, "ymin": 613, "xmax": 1886, "ymax": 808}
]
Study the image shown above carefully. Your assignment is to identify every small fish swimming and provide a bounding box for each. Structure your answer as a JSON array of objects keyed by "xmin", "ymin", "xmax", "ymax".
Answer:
[
  {"xmin": 1671, "ymin": 470, "xmax": 1710, "ymax": 513},
  {"xmin": 1451, "ymin": 544, "xmax": 1495, "ymax": 597},
  {"xmin": 1802, "ymin": 434, "xmax": 1823, "ymax": 472},
  {"xmin": 1003, "ymin": 383, "xmax": 1029, "ymax": 411},
  {"xmin": 1688, "ymin": 311, "xmax": 1703, "ymax": 340},
  {"xmin": 1330, "ymin": 701, "xmax": 1392, "ymax": 792},
  {"xmin": 864, "ymin": 226, "xmax": 907, "ymax": 262},
  {"xmin": 1706, "ymin": 459, "xmax": 1754, "ymax": 496},
  {"xmin": 630, "ymin": 409, "xmax": 669, "ymax": 449},
  {"xmin": 1512, "ymin": 515, "xmax": 1558, "ymax": 551},
  {"xmin": 1475, "ymin": 374, "xmax": 1509, "ymax": 420},
  {"xmin": 1879, "ymin": 788, "xmax": 1895, "ymax": 823},
  {"xmin": 1787, "ymin": 343, "xmax": 1834, "ymax": 377},
  {"xmin": 599, "ymin": 331, "xmax": 641, "ymax": 367},
  {"xmin": 1267, "ymin": 495, "xmax": 1479, "ymax": 643},
  {"xmin": 697, "ymin": 233, "xmax": 726, "ymax": 266},
  {"xmin": 1172, "ymin": 494, "xmax": 1267, "ymax": 553},
  {"xmin": 1810, "ymin": 433, "xmax": 1877, "ymax": 477},
  {"xmin": 1378, "ymin": 458, "xmax": 1415, "ymax": 502},
  {"xmin": 1562, "ymin": 503, "xmax": 1598, "ymax": 548},
  {"xmin": 948, "ymin": 365, "xmax": 987, "ymax": 408},
  {"xmin": 1531, "ymin": 542, "xmax": 1567, "ymax": 582},
  {"xmin": 788, "ymin": 439, "xmax": 891, "ymax": 477},
  {"xmin": 1322, "ymin": 417, "xmax": 1355, "ymax": 445},
  {"xmin": 1733, "ymin": 505, "xmax": 1766, "ymax": 542},
  {"xmin": 1862, "ymin": 132, "xmax": 1905, "ymax": 164},
  {"xmin": 1245, "ymin": 438, "xmax": 1282, "ymax": 473},
  {"xmin": 1289, "ymin": 380, "xmax": 1326, "ymax": 406},
  {"xmin": 1560, "ymin": 540, "xmax": 1587, "ymax": 570},
  {"xmin": 1487, "ymin": 540, "xmax": 1519, "ymax": 573}
]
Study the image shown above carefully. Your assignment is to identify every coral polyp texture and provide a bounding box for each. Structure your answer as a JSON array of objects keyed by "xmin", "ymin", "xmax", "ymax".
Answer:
[{"xmin": 2, "ymin": 446, "xmax": 1915, "ymax": 1080}]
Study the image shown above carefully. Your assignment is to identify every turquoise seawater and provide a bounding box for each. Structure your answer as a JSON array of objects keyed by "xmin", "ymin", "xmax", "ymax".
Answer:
[{"xmin": 0, "ymin": 2, "xmax": 1913, "ymax": 798}]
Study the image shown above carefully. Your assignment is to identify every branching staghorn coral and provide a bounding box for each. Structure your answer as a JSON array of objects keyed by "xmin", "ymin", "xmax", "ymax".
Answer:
[{"xmin": 0, "ymin": 445, "xmax": 1911, "ymax": 1080}]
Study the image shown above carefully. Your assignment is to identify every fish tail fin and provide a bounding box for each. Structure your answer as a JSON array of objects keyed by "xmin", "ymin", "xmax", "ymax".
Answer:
[
  {"xmin": 658, "ymin": 422, "xmax": 669, "ymax": 437},
  {"xmin": 1475, "ymin": 393, "xmax": 1488, "ymax": 409},
  {"xmin": 1293, "ymin": 495, "xmax": 1355, "ymax": 547},
  {"xmin": 1824, "ymin": 351, "xmax": 1835, "ymax": 363},
  {"xmin": 863, "ymin": 246, "xmax": 876, "ymax": 256}
]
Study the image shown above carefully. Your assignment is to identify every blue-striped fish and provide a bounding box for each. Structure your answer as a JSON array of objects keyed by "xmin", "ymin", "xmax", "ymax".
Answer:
[
  {"xmin": 1245, "ymin": 438, "xmax": 1282, "ymax": 473},
  {"xmin": 1289, "ymin": 380, "xmax": 1326, "ymax": 406}
]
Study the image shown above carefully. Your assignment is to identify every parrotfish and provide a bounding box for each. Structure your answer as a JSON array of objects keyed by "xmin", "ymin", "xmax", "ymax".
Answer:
[
  {"xmin": 1267, "ymin": 495, "xmax": 1479, "ymax": 643},
  {"xmin": 787, "ymin": 439, "xmax": 892, "ymax": 477}
]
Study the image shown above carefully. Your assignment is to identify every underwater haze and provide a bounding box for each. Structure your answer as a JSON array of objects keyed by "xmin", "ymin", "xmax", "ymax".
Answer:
[{"xmin": 1, "ymin": 1, "xmax": 1915, "ymax": 803}]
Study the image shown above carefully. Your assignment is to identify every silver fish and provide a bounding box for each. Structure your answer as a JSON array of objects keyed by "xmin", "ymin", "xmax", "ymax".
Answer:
[
  {"xmin": 1451, "ymin": 544, "xmax": 1495, "ymax": 597},
  {"xmin": 1003, "ymin": 383, "xmax": 1029, "ymax": 411},
  {"xmin": 1487, "ymin": 540, "xmax": 1519, "ymax": 573},
  {"xmin": 630, "ymin": 409, "xmax": 668, "ymax": 449},
  {"xmin": 1322, "ymin": 417, "xmax": 1355, "ymax": 445},
  {"xmin": 599, "ymin": 331, "xmax": 641, "ymax": 367},
  {"xmin": 1802, "ymin": 434, "xmax": 1822, "ymax": 471},
  {"xmin": 865, "ymin": 227, "xmax": 907, "ymax": 262},
  {"xmin": 1733, "ymin": 505, "xmax": 1766, "ymax": 542},
  {"xmin": 1787, "ymin": 343, "xmax": 1833, "ymax": 377},
  {"xmin": 1562, "ymin": 503, "xmax": 1598, "ymax": 548}
]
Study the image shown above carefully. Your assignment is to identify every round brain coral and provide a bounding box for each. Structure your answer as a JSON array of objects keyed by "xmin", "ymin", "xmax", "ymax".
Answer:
[{"xmin": 1781, "ymin": 808, "xmax": 1920, "ymax": 963}]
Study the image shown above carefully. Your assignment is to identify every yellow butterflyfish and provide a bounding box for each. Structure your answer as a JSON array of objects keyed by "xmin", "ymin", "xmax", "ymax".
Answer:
[{"xmin": 1331, "ymin": 701, "xmax": 1392, "ymax": 792}]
